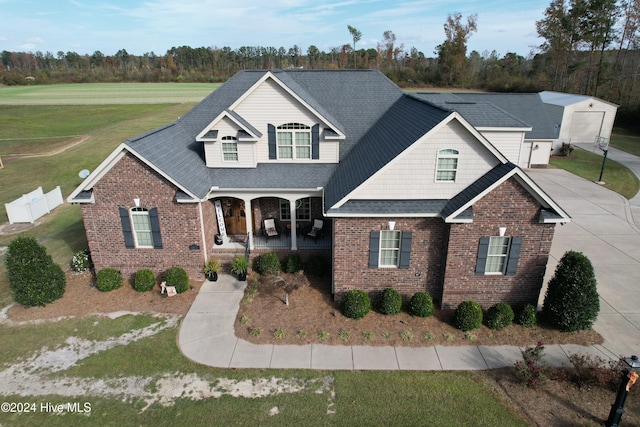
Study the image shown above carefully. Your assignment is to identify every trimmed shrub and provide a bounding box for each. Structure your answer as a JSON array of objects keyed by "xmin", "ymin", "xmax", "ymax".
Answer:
[
  {"xmin": 4, "ymin": 236, "xmax": 66, "ymax": 307},
  {"xmin": 133, "ymin": 269, "xmax": 156, "ymax": 292},
  {"xmin": 164, "ymin": 267, "xmax": 190, "ymax": 293},
  {"xmin": 486, "ymin": 302, "xmax": 515, "ymax": 330},
  {"xmin": 71, "ymin": 249, "xmax": 91, "ymax": 272},
  {"xmin": 342, "ymin": 290, "xmax": 371, "ymax": 319},
  {"xmin": 454, "ymin": 300, "xmax": 483, "ymax": 331},
  {"xmin": 95, "ymin": 268, "xmax": 122, "ymax": 292},
  {"xmin": 284, "ymin": 253, "xmax": 304, "ymax": 273},
  {"xmin": 408, "ymin": 291, "xmax": 434, "ymax": 317},
  {"xmin": 258, "ymin": 252, "xmax": 281, "ymax": 275},
  {"xmin": 517, "ymin": 304, "xmax": 537, "ymax": 327},
  {"xmin": 304, "ymin": 255, "xmax": 330, "ymax": 277},
  {"xmin": 379, "ymin": 287, "xmax": 402, "ymax": 315},
  {"xmin": 542, "ymin": 250, "xmax": 600, "ymax": 331}
]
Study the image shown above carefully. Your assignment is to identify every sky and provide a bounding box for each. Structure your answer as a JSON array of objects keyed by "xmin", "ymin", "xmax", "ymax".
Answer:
[{"xmin": 0, "ymin": 0, "xmax": 552, "ymax": 58}]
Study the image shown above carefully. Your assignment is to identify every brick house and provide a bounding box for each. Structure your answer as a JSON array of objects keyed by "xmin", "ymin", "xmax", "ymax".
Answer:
[{"xmin": 68, "ymin": 70, "xmax": 569, "ymax": 309}]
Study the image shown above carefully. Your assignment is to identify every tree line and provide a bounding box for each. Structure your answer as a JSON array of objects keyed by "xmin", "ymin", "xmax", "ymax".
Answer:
[{"xmin": 2, "ymin": 0, "xmax": 639, "ymax": 124}]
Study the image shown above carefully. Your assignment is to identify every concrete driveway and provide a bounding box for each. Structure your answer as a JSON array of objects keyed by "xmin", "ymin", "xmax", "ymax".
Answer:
[{"xmin": 529, "ymin": 168, "xmax": 640, "ymax": 359}]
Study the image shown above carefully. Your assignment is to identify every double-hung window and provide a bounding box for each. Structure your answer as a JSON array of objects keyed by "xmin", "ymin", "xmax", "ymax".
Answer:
[
  {"xmin": 277, "ymin": 123, "xmax": 311, "ymax": 159},
  {"xmin": 368, "ymin": 230, "xmax": 412, "ymax": 269},
  {"xmin": 436, "ymin": 149, "xmax": 459, "ymax": 182},
  {"xmin": 475, "ymin": 236, "xmax": 522, "ymax": 275},
  {"xmin": 221, "ymin": 136, "xmax": 238, "ymax": 161},
  {"xmin": 485, "ymin": 236, "xmax": 511, "ymax": 274},
  {"xmin": 379, "ymin": 230, "xmax": 401, "ymax": 267},
  {"xmin": 119, "ymin": 207, "xmax": 163, "ymax": 249},
  {"xmin": 130, "ymin": 207, "xmax": 154, "ymax": 248}
]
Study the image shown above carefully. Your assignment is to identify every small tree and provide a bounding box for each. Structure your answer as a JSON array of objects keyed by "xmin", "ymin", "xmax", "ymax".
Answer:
[
  {"xmin": 543, "ymin": 250, "xmax": 600, "ymax": 331},
  {"xmin": 4, "ymin": 236, "xmax": 66, "ymax": 307},
  {"xmin": 267, "ymin": 271, "xmax": 310, "ymax": 305}
]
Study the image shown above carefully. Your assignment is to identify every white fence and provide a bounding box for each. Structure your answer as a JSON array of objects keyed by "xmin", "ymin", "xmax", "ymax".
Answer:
[{"xmin": 5, "ymin": 186, "xmax": 63, "ymax": 224}]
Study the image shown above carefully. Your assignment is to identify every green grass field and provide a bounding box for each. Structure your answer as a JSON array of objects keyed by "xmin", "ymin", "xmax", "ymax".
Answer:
[{"xmin": 0, "ymin": 83, "xmax": 220, "ymax": 105}]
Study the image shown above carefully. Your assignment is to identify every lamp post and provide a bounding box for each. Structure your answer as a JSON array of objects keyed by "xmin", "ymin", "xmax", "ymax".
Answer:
[{"xmin": 605, "ymin": 355, "xmax": 640, "ymax": 427}]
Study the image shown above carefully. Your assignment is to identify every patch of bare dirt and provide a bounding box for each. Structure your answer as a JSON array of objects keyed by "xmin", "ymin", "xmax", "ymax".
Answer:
[
  {"xmin": 4, "ymin": 270, "xmax": 199, "ymax": 322},
  {"xmin": 235, "ymin": 275, "xmax": 603, "ymax": 348}
]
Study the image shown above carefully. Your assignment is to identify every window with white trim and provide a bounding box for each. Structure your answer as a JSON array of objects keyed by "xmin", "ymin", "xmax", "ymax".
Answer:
[
  {"xmin": 221, "ymin": 136, "xmax": 238, "ymax": 161},
  {"xmin": 280, "ymin": 198, "xmax": 311, "ymax": 221},
  {"xmin": 436, "ymin": 149, "xmax": 459, "ymax": 182},
  {"xmin": 379, "ymin": 230, "xmax": 401, "ymax": 267},
  {"xmin": 130, "ymin": 207, "xmax": 153, "ymax": 248},
  {"xmin": 485, "ymin": 236, "xmax": 511, "ymax": 274},
  {"xmin": 277, "ymin": 123, "xmax": 311, "ymax": 159}
]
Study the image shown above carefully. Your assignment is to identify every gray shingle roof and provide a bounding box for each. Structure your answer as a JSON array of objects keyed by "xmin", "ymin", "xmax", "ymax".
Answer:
[{"xmin": 328, "ymin": 199, "xmax": 448, "ymax": 215}]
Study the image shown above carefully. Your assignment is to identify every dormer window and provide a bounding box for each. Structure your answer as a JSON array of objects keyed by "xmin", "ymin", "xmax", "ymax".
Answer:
[
  {"xmin": 277, "ymin": 123, "xmax": 311, "ymax": 159},
  {"xmin": 221, "ymin": 136, "xmax": 238, "ymax": 161}
]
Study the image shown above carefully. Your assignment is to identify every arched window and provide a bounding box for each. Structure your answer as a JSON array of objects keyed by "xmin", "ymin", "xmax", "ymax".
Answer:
[
  {"xmin": 277, "ymin": 123, "xmax": 311, "ymax": 159},
  {"xmin": 436, "ymin": 149, "xmax": 459, "ymax": 182},
  {"xmin": 221, "ymin": 136, "xmax": 238, "ymax": 161}
]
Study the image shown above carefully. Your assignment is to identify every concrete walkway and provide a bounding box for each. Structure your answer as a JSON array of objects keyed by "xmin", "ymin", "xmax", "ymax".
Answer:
[{"xmin": 178, "ymin": 168, "xmax": 640, "ymax": 370}]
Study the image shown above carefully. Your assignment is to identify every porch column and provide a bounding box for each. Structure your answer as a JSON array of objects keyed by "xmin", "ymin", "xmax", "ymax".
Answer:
[
  {"xmin": 288, "ymin": 197, "xmax": 298, "ymax": 250},
  {"xmin": 244, "ymin": 197, "xmax": 254, "ymax": 250}
]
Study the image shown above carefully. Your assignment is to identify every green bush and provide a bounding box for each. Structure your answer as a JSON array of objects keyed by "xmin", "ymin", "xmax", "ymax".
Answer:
[
  {"xmin": 133, "ymin": 269, "xmax": 156, "ymax": 292},
  {"xmin": 517, "ymin": 304, "xmax": 537, "ymax": 327},
  {"xmin": 454, "ymin": 300, "xmax": 483, "ymax": 331},
  {"xmin": 304, "ymin": 255, "xmax": 330, "ymax": 277},
  {"xmin": 409, "ymin": 291, "xmax": 434, "ymax": 317},
  {"xmin": 284, "ymin": 253, "xmax": 304, "ymax": 273},
  {"xmin": 379, "ymin": 287, "xmax": 402, "ymax": 315},
  {"xmin": 4, "ymin": 236, "xmax": 66, "ymax": 307},
  {"xmin": 164, "ymin": 267, "xmax": 190, "ymax": 293},
  {"xmin": 486, "ymin": 302, "xmax": 515, "ymax": 330},
  {"xmin": 258, "ymin": 252, "xmax": 281, "ymax": 275},
  {"xmin": 542, "ymin": 250, "xmax": 600, "ymax": 331},
  {"xmin": 342, "ymin": 290, "xmax": 371, "ymax": 319},
  {"xmin": 95, "ymin": 268, "xmax": 122, "ymax": 292}
]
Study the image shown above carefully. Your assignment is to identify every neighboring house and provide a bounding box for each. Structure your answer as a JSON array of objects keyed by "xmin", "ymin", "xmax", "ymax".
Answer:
[
  {"xmin": 416, "ymin": 92, "xmax": 557, "ymax": 167},
  {"xmin": 68, "ymin": 70, "xmax": 570, "ymax": 309},
  {"xmin": 540, "ymin": 91, "xmax": 619, "ymax": 152}
]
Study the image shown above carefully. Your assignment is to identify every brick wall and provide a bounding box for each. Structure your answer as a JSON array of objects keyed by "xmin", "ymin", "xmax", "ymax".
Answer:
[
  {"xmin": 441, "ymin": 177, "xmax": 556, "ymax": 309},
  {"xmin": 333, "ymin": 217, "xmax": 447, "ymax": 302},
  {"xmin": 81, "ymin": 153, "xmax": 207, "ymax": 281}
]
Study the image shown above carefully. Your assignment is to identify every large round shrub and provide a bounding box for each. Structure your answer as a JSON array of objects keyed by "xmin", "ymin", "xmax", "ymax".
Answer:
[
  {"xmin": 486, "ymin": 302, "xmax": 514, "ymax": 330},
  {"xmin": 133, "ymin": 269, "xmax": 156, "ymax": 292},
  {"xmin": 542, "ymin": 250, "xmax": 600, "ymax": 331},
  {"xmin": 258, "ymin": 252, "xmax": 281, "ymax": 275},
  {"xmin": 342, "ymin": 290, "xmax": 371, "ymax": 319},
  {"xmin": 409, "ymin": 291, "xmax": 434, "ymax": 317},
  {"xmin": 517, "ymin": 303, "xmax": 537, "ymax": 327},
  {"xmin": 454, "ymin": 300, "xmax": 483, "ymax": 331},
  {"xmin": 164, "ymin": 267, "xmax": 190, "ymax": 293},
  {"xmin": 95, "ymin": 268, "xmax": 122, "ymax": 292},
  {"xmin": 4, "ymin": 236, "xmax": 66, "ymax": 307},
  {"xmin": 379, "ymin": 287, "xmax": 402, "ymax": 315}
]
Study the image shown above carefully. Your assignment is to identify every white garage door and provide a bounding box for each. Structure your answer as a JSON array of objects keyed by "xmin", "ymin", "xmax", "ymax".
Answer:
[{"xmin": 569, "ymin": 111, "xmax": 604, "ymax": 143}]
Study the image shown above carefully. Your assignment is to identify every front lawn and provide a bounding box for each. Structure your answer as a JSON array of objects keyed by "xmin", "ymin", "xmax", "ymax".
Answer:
[{"xmin": 550, "ymin": 147, "xmax": 640, "ymax": 199}]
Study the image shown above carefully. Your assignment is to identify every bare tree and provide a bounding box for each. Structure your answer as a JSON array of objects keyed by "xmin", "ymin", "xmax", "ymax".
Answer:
[
  {"xmin": 267, "ymin": 271, "xmax": 310, "ymax": 306},
  {"xmin": 347, "ymin": 25, "xmax": 362, "ymax": 68}
]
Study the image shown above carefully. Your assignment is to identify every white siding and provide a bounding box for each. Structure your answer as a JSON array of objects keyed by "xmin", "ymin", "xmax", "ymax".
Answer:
[
  {"xmin": 204, "ymin": 117, "xmax": 256, "ymax": 168},
  {"xmin": 234, "ymin": 78, "xmax": 340, "ymax": 163},
  {"xmin": 351, "ymin": 120, "xmax": 499, "ymax": 200},
  {"xmin": 478, "ymin": 130, "xmax": 525, "ymax": 165}
]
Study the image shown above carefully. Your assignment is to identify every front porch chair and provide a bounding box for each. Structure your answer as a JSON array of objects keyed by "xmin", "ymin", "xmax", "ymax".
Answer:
[
  {"xmin": 263, "ymin": 218, "xmax": 279, "ymax": 239},
  {"xmin": 306, "ymin": 219, "xmax": 324, "ymax": 242}
]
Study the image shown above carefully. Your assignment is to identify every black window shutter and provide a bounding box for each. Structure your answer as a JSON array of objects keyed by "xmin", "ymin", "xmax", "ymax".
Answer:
[
  {"xmin": 475, "ymin": 237, "xmax": 490, "ymax": 274},
  {"xmin": 505, "ymin": 237, "xmax": 522, "ymax": 275},
  {"xmin": 399, "ymin": 231, "xmax": 412, "ymax": 268},
  {"xmin": 268, "ymin": 124, "xmax": 276, "ymax": 159},
  {"xmin": 119, "ymin": 207, "xmax": 134, "ymax": 249},
  {"xmin": 149, "ymin": 208, "xmax": 163, "ymax": 249},
  {"xmin": 311, "ymin": 124, "xmax": 320, "ymax": 159},
  {"xmin": 368, "ymin": 231, "xmax": 380, "ymax": 268}
]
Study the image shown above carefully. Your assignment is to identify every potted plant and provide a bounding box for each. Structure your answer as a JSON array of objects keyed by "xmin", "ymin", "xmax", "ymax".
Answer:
[
  {"xmin": 203, "ymin": 258, "xmax": 220, "ymax": 282},
  {"xmin": 231, "ymin": 256, "xmax": 249, "ymax": 281}
]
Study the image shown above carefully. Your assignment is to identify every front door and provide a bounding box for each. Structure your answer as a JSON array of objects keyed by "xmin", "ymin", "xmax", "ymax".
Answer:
[{"xmin": 223, "ymin": 199, "xmax": 246, "ymax": 235}]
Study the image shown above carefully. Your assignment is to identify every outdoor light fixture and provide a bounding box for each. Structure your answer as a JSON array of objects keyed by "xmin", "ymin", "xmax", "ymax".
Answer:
[
  {"xmin": 134, "ymin": 198, "xmax": 140, "ymax": 207},
  {"xmin": 499, "ymin": 227, "xmax": 506, "ymax": 237},
  {"xmin": 605, "ymin": 355, "xmax": 640, "ymax": 426},
  {"xmin": 388, "ymin": 221, "xmax": 396, "ymax": 231}
]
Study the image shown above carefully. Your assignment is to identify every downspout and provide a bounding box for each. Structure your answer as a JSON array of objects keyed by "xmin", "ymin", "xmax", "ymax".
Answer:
[{"xmin": 198, "ymin": 201, "xmax": 208, "ymax": 262}]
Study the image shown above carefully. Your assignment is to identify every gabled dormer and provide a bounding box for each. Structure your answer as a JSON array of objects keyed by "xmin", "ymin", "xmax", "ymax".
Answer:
[{"xmin": 197, "ymin": 71, "xmax": 346, "ymax": 168}]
